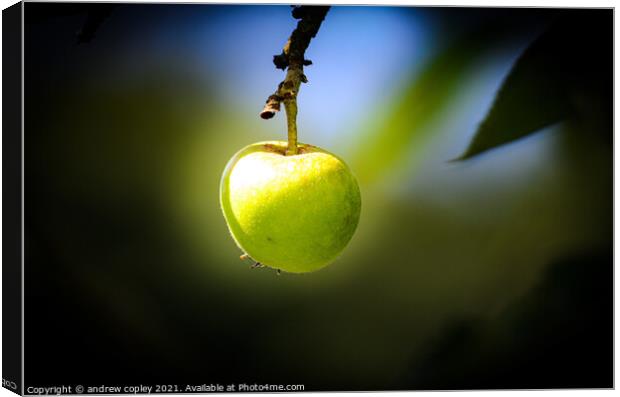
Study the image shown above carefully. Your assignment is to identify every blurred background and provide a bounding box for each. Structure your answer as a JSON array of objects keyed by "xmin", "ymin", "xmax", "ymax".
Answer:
[{"xmin": 24, "ymin": 4, "xmax": 612, "ymax": 390}]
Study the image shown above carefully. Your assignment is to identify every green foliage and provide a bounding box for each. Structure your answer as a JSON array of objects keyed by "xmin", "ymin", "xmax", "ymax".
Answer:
[
  {"xmin": 351, "ymin": 15, "xmax": 544, "ymax": 182},
  {"xmin": 457, "ymin": 11, "xmax": 612, "ymax": 160}
]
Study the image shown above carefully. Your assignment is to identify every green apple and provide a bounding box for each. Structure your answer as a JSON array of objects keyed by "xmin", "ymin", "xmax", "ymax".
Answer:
[{"xmin": 220, "ymin": 141, "xmax": 361, "ymax": 273}]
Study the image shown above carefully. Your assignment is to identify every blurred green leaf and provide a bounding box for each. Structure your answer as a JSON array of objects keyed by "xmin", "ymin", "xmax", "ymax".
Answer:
[
  {"xmin": 351, "ymin": 14, "xmax": 548, "ymax": 183},
  {"xmin": 457, "ymin": 10, "xmax": 612, "ymax": 160}
]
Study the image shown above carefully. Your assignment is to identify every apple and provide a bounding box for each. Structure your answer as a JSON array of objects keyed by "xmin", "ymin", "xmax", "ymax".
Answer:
[{"xmin": 220, "ymin": 141, "xmax": 361, "ymax": 273}]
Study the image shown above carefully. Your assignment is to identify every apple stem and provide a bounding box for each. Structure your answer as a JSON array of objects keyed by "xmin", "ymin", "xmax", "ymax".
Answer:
[
  {"xmin": 259, "ymin": 6, "xmax": 330, "ymax": 155},
  {"xmin": 284, "ymin": 99, "xmax": 298, "ymax": 155}
]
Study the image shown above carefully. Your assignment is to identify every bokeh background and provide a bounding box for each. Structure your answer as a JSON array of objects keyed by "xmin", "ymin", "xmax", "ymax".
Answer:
[{"xmin": 24, "ymin": 4, "xmax": 612, "ymax": 390}]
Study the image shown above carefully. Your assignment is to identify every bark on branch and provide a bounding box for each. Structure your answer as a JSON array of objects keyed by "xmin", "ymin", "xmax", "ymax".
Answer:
[{"xmin": 260, "ymin": 6, "xmax": 330, "ymax": 155}]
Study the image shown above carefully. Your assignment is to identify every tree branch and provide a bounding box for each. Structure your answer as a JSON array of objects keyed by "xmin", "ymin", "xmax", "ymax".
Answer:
[{"xmin": 260, "ymin": 5, "xmax": 330, "ymax": 155}]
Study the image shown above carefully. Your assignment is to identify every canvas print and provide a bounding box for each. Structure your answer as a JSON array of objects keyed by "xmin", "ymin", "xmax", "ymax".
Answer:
[{"xmin": 2, "ymin": 3, "xmax": 613, "ymax": 394}]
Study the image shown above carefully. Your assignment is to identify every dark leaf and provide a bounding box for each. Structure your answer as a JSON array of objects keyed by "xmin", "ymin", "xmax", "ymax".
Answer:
[
  {"xmin": 76, "ymin": 4, "xmax": 117, "ymax": 44},
  {"xmin": 457, "ymin": 10, "xmax": 612, "ymax": 160},
  {"xmin": 351, "ymin": 13, "xmax": 546, "ymax": 183}
]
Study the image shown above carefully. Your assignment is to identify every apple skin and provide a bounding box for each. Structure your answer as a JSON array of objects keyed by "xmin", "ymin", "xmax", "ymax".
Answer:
[{"xmin": 220, "ymin": 141, "xmax": 361, "ymax": 273}]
